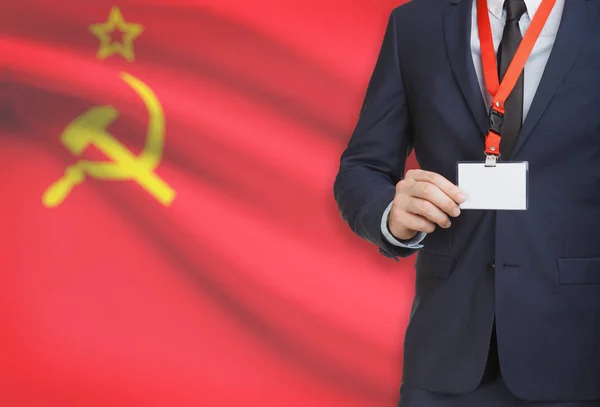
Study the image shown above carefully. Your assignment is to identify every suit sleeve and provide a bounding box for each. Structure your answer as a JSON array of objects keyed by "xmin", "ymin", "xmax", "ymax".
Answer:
[{"xmin": 333, "ymin": 9, "xmax": 416, "ymax": 260}]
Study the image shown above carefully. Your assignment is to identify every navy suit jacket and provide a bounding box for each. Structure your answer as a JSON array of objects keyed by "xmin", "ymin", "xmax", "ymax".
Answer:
[{"xmin": 334, "ymin": 0, "xmax": 600, "ymax": 401}]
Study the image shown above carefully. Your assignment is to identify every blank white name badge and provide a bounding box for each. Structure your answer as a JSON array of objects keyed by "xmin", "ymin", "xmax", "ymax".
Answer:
[{"xmin": 457, "ymin": 161, "xmax": 528, "ymax": 210}]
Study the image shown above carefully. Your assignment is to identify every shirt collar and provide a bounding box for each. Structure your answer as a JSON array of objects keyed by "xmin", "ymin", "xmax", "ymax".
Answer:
[{"xmin": 487, "ymin": 0, "xmax": 543, "ymax": 20}]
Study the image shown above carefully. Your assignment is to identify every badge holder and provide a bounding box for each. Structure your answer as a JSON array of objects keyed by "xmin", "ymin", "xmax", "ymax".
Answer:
[{"xmin": 457, "ymin": 108, "xmax": 529, "ymax": 211}]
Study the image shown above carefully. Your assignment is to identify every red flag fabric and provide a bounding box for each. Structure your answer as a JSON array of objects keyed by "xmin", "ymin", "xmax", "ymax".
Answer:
[{"xmin": 0, "ymin": 1, "xmax": 417, "ymax": 406}]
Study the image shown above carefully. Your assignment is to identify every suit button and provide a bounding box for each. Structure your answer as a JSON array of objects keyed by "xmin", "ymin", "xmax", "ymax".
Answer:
[
  {"xmin": 379, "ymin": 248, "xmax": 394, "ymax": 258},
  {"xmin": 379, "ymin": 248, "xmax": 391, "ymax": 257},
  {"xmin": 488, "ymin": 262, "xmax": 495, "ymax": 272},
  {"xmin": 378, "ymin": 248, "xmax": 399, "ymax": 262}
]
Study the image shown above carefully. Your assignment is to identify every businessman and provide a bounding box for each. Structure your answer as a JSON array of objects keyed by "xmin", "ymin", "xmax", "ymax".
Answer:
[{"xmin": 333, "ymin": 0, "xmax": 600, "ymax": 405}]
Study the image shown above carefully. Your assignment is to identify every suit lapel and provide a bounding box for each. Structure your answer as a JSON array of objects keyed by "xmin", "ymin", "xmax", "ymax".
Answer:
[
  {"xmin": 513, "ymin": 0, "xmax": 600, "ymax": 156},
  {"xmin": 444, "ymin": 0, "xmax": 489, "ymax": 137}
]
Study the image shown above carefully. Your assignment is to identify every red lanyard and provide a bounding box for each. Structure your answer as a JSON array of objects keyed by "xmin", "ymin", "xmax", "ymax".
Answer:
[{"xmin": 477, "ymin": 0, "xmax": 556, "ymax": 157}]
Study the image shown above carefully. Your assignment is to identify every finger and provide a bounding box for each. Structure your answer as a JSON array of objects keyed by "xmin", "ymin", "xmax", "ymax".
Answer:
[
  {"xmin": 405, "ymin": 197, "xmax": 452, "ymax": 228},
  {"xmin": 411, "ymin": 182, "xmax": 462, "ymax": 218},
  {"xmin": 393, "ymin": 209, "xmax": 436, "ymax": 234},
  {"xmin": 409, "ymin": 169, "xmax": 465, "ymax": 204}
]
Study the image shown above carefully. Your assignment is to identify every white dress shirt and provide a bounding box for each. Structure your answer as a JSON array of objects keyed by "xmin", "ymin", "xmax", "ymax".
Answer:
[{"xmin": 381, "ymin": 0, "xmax": 565, "ymax": 248}]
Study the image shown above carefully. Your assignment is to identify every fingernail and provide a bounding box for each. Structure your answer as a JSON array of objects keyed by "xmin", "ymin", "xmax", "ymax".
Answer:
[
  {"xmin": 453, "ymin": 208, "xmax": 461, "ymax": 217},
  {"xmin": 444, "ymin": 221, "xmax": 452, "ymax": 228},
  {"xmin": 456, "ymin": 193, "xmax": 466, "ymax": 203}
]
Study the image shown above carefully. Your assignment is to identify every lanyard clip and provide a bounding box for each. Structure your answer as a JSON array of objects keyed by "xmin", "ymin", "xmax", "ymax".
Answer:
[
  {"xmin": 488, "ymin": 108, "xmax": 504, "ymax": 135},
  {"xmin": 485, "ymin": 107, "xmax": 503, "ymax": 157},
  {"xmin": 485, "ymin": 154, "xmax": 498, "ymax": 167}
]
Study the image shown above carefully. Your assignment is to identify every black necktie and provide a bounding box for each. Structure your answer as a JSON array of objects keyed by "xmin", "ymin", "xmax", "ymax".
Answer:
[{"xmin": 497, "ymin": 0, "xmax": 527, "ymax": 159}]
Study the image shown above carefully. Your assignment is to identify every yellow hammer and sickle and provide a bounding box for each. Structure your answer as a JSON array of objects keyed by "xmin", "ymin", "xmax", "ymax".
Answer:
[{"xmin": 43, "ymin": 72, "xmax": 175, "ymax": 207}]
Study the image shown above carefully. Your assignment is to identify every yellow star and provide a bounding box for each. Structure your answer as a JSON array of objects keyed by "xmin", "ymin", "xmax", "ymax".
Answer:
[{"xmin": 89, "ymin": 6, "xmax": 144, "ymax": 62}]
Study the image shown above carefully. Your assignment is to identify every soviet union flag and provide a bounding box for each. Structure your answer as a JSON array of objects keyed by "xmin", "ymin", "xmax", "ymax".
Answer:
[{"xmin": 0, "ymin": 1, "xmax": 414, "ymax": 406}]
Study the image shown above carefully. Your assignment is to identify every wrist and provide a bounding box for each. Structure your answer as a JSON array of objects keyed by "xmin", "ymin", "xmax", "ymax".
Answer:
[{"xmin": 387, "ymin": 212, "xmax": 418, "ymax": 241}]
